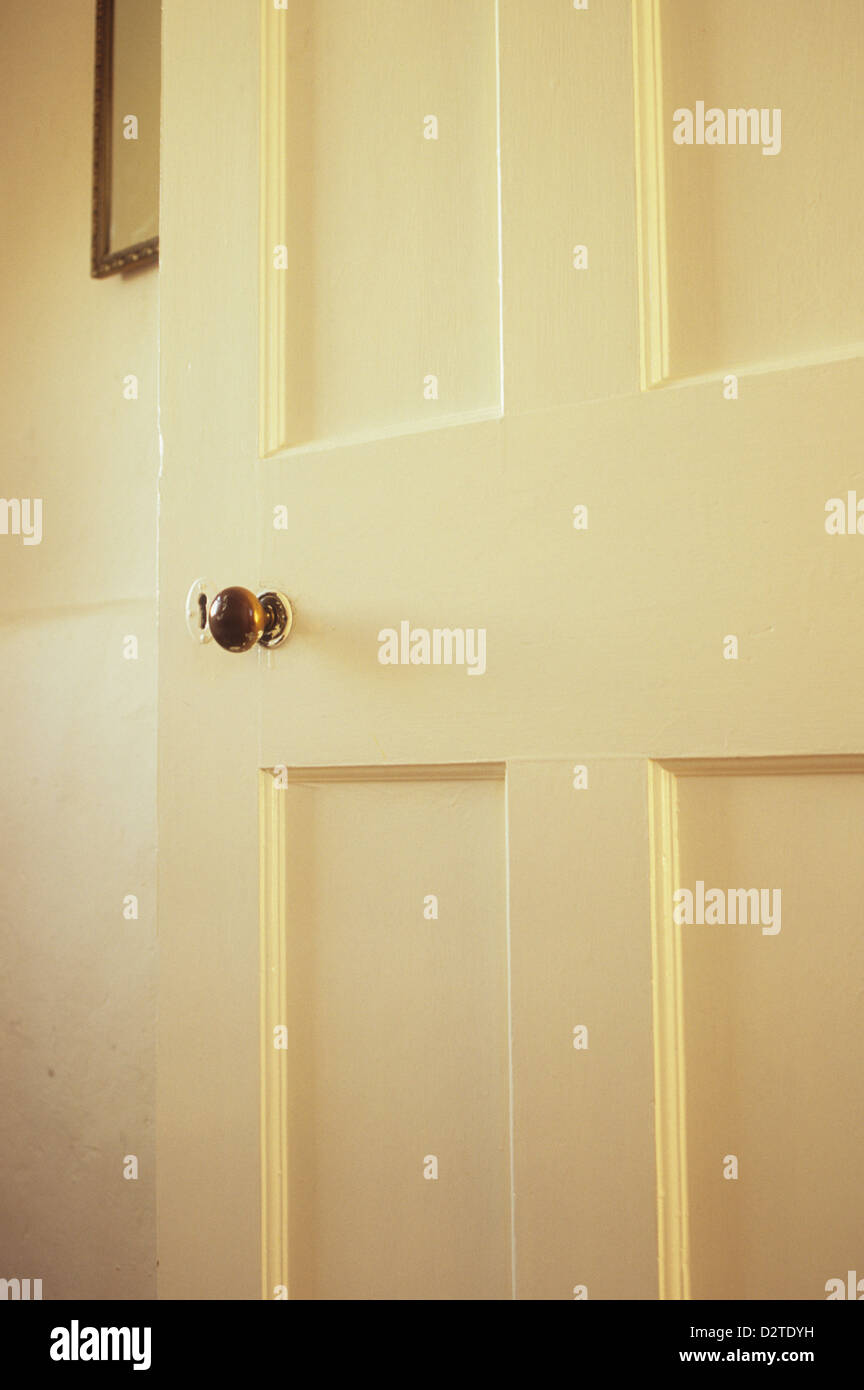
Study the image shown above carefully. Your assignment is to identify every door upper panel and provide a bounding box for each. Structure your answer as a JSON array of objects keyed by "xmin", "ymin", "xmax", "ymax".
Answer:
[
  {"xmin": 260, "ymin": 0, "xmax": 501, "ymax": 455},
  {"xmin": 657, "ymin": 0, "xmax": 864, "ymax": 384}
]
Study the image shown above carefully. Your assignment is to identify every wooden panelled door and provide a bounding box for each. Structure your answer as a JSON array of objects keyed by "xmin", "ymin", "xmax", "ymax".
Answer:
[{"xmin": 157, "ymin": 1, "xmax": 864, "ymax": 1299}]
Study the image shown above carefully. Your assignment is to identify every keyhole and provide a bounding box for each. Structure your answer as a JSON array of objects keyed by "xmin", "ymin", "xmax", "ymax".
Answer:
[{"xmin": 198, "ymin": 593, "xmax": 208, "ymax": 630}]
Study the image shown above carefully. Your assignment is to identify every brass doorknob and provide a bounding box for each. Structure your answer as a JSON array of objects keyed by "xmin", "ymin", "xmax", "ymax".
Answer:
[{"xmin": 207, "ymin": 587, "xmax": 294, "ymax": 652}]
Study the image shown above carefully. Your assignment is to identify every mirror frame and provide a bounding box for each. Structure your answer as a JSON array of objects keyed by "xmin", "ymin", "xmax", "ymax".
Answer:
[{"xmin": 91, "ymin": 0, "xmax": 159, "ymax": 278}]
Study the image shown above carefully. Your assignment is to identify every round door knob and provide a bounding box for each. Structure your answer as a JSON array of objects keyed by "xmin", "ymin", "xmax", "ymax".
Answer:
[
  {"xmin": 209, "ymin": 587, "xmax": 266, "ymax": 652},
  {"xmin": 207, "ymin": 587, "xmax": 294, "ymax": 652}
]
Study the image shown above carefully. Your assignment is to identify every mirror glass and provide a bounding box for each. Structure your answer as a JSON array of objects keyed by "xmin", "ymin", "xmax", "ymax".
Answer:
[{"xmin": 93, "ymin": 0, "xmax": 161, "ymax": 277}]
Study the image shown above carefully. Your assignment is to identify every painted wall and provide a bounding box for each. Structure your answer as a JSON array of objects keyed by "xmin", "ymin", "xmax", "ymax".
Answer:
[{"xmin": 0, "ymin": 1, "xmax": 158, "ymax": 1299}]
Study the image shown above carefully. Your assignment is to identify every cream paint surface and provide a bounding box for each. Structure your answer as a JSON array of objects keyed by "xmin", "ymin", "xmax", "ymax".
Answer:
[
  {"xmin": 0, "ymin": 3, "xmax": 158, "ymax": 1298},
  {"xmin": 662, "ymin": 0, "xmax": 864, "ymax": 381},
  {"xmin": 677, "ymin": 772, "xmax": 864, "ymax": 1300},
  {"xmin": 262, "ymin": 0, "xmax": 500, "ymax": 450},
  {"xmin": 158, "ymin": 0, "xmax": 864, "ymax": 1299},
  {"xmin": 273, "ymin": 776, "xmax": 510, "ymax": 1299}
]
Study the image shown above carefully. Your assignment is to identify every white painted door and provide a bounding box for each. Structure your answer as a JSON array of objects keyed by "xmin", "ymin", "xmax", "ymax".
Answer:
[{"xmin": 157, "ymin": 0, "xmax": 864, "ymax": 1300}]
